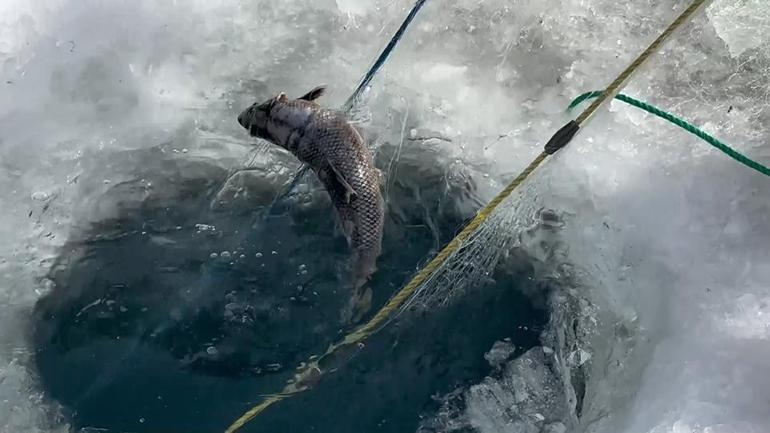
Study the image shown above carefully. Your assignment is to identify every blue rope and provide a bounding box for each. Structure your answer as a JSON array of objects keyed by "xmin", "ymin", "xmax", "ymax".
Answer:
[
  {"xmin": 342, "ymin": 0, "xmax": 428, "ymax": 112},
  {"xmin": 268, "ymin": 0, "xmax": 429, "ymax": 213}
]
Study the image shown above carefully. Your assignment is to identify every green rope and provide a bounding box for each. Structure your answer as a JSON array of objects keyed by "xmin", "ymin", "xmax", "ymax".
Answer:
[{"xmin": 568, "ymin": 91, "xmax": 770, "ymax": 177}]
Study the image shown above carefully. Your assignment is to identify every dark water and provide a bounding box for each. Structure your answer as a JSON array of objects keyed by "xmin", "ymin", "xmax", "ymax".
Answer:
[{"xmin": 32, "ymin": 145, "xmax": 546, "ymax": 433}]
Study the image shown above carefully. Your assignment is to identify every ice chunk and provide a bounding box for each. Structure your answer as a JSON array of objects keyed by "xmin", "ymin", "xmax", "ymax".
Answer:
[
  {"xmin": 484, "ymin": 340, "xmax": 516, "ymax": 368},
  {"xmin": 708, "ymin": 0, "xmax": 770, "ymax": 57},
  {"xmin": 466, "ymin": 347, "xmax": 571, "ymax": 433}
]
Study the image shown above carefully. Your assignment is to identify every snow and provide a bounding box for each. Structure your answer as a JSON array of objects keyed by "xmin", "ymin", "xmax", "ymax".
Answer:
[{"xmin": 1, "ymin": 0, "xmax": 769, "ymax": 432}]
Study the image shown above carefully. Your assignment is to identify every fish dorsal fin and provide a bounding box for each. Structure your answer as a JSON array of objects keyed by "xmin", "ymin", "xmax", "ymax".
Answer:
[{"xmin": 299, "ymin": 85, "xmax": 326, "ymax": 101}]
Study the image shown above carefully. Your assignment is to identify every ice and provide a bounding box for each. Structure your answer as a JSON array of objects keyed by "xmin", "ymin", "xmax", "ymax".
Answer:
[
  {"xmin": 484, "ymin": 340, "xmax": 517, "ymax": 369},
  {"xmin": 1, "ymin": 0, "xmax": 770, "ymax": 432},
  {"xmin": 419, "ymin": 346, "xmax": 575, "ymax": 433},
  {"xmin": 466, "ymin": 347, "xmax": 573, "ymax": 433},
  {"xmin": 707, "ymin": 0, "xmax": 770, "ymax": 58}
]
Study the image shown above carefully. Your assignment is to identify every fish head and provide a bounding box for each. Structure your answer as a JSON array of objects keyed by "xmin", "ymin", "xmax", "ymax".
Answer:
[{"xmin": 237, "ymin": 92, "xmax": 289, "ymax": 143}]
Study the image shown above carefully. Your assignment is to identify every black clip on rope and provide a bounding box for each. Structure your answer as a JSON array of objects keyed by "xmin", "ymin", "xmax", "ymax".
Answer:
[{"xmin": 544, "ymin": 120, "xmax": 580, "ymax": 155}]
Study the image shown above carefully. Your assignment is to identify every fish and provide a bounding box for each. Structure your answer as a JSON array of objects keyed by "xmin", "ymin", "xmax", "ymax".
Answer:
[{"xmin": 237, "ymin": 85, "xmax": 384, "ymax": 324}]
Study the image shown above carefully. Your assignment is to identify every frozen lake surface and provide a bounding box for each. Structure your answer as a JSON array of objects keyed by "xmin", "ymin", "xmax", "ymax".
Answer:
[{"xmin": 1, "ymin": 1, "xmax": 769, "ymax": 433}]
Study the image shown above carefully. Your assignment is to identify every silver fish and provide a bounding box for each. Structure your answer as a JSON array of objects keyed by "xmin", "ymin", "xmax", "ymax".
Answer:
[{"xmin": 237, "ymin": 86, "xmax": 384, "ymax": 323}]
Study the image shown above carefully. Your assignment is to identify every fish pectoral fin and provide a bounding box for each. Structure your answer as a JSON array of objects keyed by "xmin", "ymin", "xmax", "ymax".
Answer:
[
  {"xmin": 326, "ymin": 159, "xmax": 357, "ymax": 204},
  {"xmin": 299, "ymin": 85, "xmax": 326, "ymax": 101},
  {"xmin": 341, "ymin": 219, "xmax": 355, "ymax": 246}
]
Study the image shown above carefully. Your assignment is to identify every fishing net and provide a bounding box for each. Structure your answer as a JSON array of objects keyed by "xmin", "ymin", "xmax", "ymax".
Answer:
[{"xmin": 396, "ymin": 175, "xmax": 547, "ymax": 315}]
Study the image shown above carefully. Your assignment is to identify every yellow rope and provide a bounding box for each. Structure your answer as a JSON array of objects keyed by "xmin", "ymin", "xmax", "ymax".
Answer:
[
  {"xmin": 574, "ymin": 0, "xmax": 711, "ymax": 126},
  {"xmin": 224, "ymin": 1, "xmax": 711, "ymax": 431},
  {"xmin": 339, "ymin": 151, "xmax": 548, "ymax": 344},
  {"xmin": 224, "ymin": 396, "xmax": 286, "ymax": 433},
  {"xmin": 224, "ymin": 150, "xmax": 548, "ymax": 433}
]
